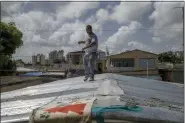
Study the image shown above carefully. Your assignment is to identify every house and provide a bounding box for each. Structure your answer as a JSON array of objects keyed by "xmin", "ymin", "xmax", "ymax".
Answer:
[
  {"xmin": 66, "ymin": 50, "xmax": 106, "ymax": 72},
  {"xmin": 106, "ymin": 49, "xmax": 158, "ymax": 74},
  {"xmin": 15, "ymin": 60, "xmax": 25, "ymax": 67},
  {"xmin": 96, "ymin": 50, "xmax": 106, "ymax": 73},
  {"xmin": 66, "ymin": 51, "xmax": 85, "ymax": 65}
]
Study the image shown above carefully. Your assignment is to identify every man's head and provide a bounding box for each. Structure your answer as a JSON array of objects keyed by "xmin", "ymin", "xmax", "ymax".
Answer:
[{"xmin": 86, "ymin": 25, "xmax": 92, "ymax": 35}]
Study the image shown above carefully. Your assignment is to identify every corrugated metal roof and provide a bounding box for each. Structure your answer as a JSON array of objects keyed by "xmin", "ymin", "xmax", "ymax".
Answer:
[
  {"xmin": 1, "ymin": 74, "xmax": 184, "ymax": 123},
  {"xmin": 67, "ymin": 51, "xmax": 85, "ymax": 55}
]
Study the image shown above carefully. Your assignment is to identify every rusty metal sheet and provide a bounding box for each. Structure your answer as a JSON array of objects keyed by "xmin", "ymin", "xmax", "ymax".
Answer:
[{"xmin": 1, "ymin": 74, "xmax": 184, "ymax": 123}]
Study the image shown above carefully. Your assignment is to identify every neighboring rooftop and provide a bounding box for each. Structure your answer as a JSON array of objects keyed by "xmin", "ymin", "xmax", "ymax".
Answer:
[
  {"xmin": 16, "ymin": 67, "xmax": 35, "ymax": 72},
  {"xmin": 109, "ymin": 49, "xmax": 158, "ymax": 57},
  {"xmin": 67, "ymin": 51, "xmax": 85, "ymax": 54}
]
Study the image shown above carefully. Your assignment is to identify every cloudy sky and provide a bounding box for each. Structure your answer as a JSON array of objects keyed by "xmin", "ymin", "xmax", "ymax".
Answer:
[{"xmin": 1, "ymin": 1, "xmax": 184, "ymax": 62}]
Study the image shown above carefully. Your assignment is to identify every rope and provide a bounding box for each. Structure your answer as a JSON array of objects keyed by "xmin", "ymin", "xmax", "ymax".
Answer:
[
  {"xmin": 30, "ymin": 51, "xmax": 86, "ymax": 122},
  {"xmin": 70, "ymin": 53, "xmax": 84, "ymax": 76},
  {"xmin": 66, "ymin": 54, "xmax": 83, "ymax": 78},
  {"xmin": 72, "ymin": 52, "xmax": 99, "ymax": 76},
  {"xmin": 30, "ymin": 82, "xmax": 73, "ymax": 123},
  {"xmin": 30, "ymin": 50, "xmax": 99, "ymax": 122}
]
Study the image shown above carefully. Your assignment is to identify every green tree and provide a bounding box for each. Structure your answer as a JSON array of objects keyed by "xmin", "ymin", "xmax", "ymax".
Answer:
[
  {"xmin": 158, "ymin": 51, "xmax": 183, "ymax": 64},
  {"xmin": 0, "ymin": 22, "xmax": 23, "ymax": 75}
]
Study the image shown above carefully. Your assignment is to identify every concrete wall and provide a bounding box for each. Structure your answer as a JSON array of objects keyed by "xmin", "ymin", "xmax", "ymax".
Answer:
[
  {"xmin": 172, "ymin": 70, "xmax": 184, "ymax": 84},
  {"xmin": 53, "ymin": 63, "xmax": 69, "ymax": 70},
  {"xmin": 157, "ymin": 63, "xmax": 174, "ymax": 69},
  {"xmin": 66, "ymin": 52, "xmax": 84, "ymax": 64},
  {"xmin": 108, "ymin": 67, "xmax": 135, "ymax": 72}
]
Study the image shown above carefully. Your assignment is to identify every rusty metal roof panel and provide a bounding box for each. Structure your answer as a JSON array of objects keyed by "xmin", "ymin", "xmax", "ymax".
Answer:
[{"xmin": 1, "ymin": 74, "xmax": 184, "ymax": 123}]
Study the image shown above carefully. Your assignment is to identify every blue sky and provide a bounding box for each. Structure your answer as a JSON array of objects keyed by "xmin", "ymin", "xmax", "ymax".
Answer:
[{"xmin": 1, "ymin": 1, "xmax": 184, "ymax": 62}]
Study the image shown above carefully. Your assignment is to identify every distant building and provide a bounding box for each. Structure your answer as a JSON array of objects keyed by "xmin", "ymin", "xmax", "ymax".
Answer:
[
  {"xmin": 45, "ymin": 59, "xmax": 49, "ymax": 65},
  {"xmin": 96, "ymin": 50, "xmax": 106, "ymax": 72},
  {"xmin": 58, "ymin": 50, "xmax": 64, "ymax": 60},
  {"xmin": 66, "ymin": 51, "xmax": 85, "ymax": 65},
  {"xmin": 36, "ymin": 54, "xmax": 40, "ymax": 63},
  {"xmin": 16, "ymin": 60, "xmax": 25, "ymax": 67},
  {"xmin": 66, "ymin": 50, "xmax": 106, "ymax": 72},
  {"xmin": 40, "ymin": 54, "xmax": 45, "ymax": 65},
  {"xmin": 49, "ymin": 50, "xmax": 57, "ymax": 63},
  {"xmin": 53, "ymin": 63, "xmax": 69, "ymax": 70},
  {"xmin": 97, "ymin": 50, "xmax": 106, "ymax": 61},
  {"xmin": 32, "ymin": 55, "xmax": 37, "ymax": 65},
  {"xmin": 49, "ymin": 50, "xmax": 64, "ymax": 64},
  {"xmin": 106, "ymin": 49, "xmax": 158, "ymax": 75},
  {"xmin": 32, "ymin": 54, "xmax": 45, "ymax": 65}
]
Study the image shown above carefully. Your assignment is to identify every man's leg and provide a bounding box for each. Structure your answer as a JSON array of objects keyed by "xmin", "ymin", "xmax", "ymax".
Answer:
[
  {"xmin": 89, "ymin": 52, "xmax": 96, "ymax": 81},
  {"xmin": 83, "ymin": 53, "xmax": 90, "ymax": 81},
  {"xmin": 94, "ymin": 52, "xmax": 98, "ymax": 73}
]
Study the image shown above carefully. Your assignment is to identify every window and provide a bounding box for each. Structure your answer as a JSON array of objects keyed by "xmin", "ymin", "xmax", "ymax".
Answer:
[
  {"xmin": 111, "ymin": 58, "xmax": 134, "ymax": 67},
  {"xmin": 139, "ymin": 58, "xmax": 156, "ymax": 69}
]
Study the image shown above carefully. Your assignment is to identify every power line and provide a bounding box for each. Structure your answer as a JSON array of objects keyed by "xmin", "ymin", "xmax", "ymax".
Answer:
[
  {"xmin": 173, "ymin": 6, "xmax": 184, "ymax": 54},
  {"xmin": 16, "ymin": 28, "xmax": 183, "ymax": 32}
]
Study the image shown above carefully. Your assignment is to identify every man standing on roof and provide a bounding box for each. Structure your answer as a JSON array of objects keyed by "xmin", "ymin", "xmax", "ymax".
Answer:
[{"xmin": 78, "ymin": 25, "xmax": 98, "ymax": 81}]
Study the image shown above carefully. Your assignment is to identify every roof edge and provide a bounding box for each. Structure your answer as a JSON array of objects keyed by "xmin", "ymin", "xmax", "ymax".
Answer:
[{"xmin": 109, "ymin": 49, "xmax": 158, "ymax": 57}]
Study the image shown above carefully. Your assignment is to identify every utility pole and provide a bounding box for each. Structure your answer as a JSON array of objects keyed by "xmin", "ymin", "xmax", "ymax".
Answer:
[
  {"xmin": 146, "ymin": 56, "xmax": 149, "ymax": 79},
  {"xmin": 146, "ymin": 60, "xmax": 148, "ymax": 78},
  {"xmin": 174, "ymin": 7, "xmax": 184, "ymax": 54}
]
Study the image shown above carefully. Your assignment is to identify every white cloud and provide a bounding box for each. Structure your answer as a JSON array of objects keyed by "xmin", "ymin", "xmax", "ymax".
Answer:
[
  {"xmin": 85, "ymin": 15, "xmax": 97, "ymax": 24},
  {"xmin": 84, "ymin": 13, "xmax": 105, "ymax": 36},
  {"xmin": 1, "ymin": 2, "xmax": 92, "ymax": 61},
  {"xmin": 56, "ymin": 2, "xmax": 99, "ymax": 23},
  {"xmin": 1, "ymin": 6, "xmax": 58, "ymax": 62},
  {"xmin": 149, "ymin": 2, "xmax": 183, "ymax": 45},
  {"xmin": 111, "ymin": 2, "xmax": 152, "ymax": 24},
  {"xmin": 1, "ymin": 2, "xmax": 23, "ymax": 16},
  {"xmin": 152, "ymin": 37, "xmax": 161, "ymax": 43},
  {"xmin": 128, "ymin": 41, "xmax": 150, "ymax": 50},
  {"xmin": 1, "ymin": 1, "xmax": 183, "ymax": 62},
  {"xmin": 49, "ymin": 20, "xmax": 87, "ymax": 46},
  {"xmin": 171, "ymin": 45, "xmax": 182, "ymax": 51},
  {"xmin": 104, "ymin": 21, "xmax": 143, "ymax": 53},
  {"xmin": 149, "ymin": 2, "xmax": 183, "ymax": 28},
  {"xmin": 96, "ymin": 8, "xmax": 110, "ymax": 24}
]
